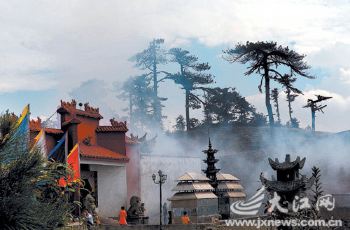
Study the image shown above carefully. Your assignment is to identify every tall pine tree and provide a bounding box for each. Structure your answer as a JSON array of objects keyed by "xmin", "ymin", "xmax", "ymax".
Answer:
[
  {"xmin": 168, "ymin": 48, "xmax": 214, "ymax": 131},
  {"xmin": 271, "ymin": 88, "xmax": 281, "ymax": 125},
  {"xmin": 224, "ymin": 41, "xmax": 313, "ymax": 127},
  {"xmin": 130, "ymin": 39, "xmax": 168, "ymax": 128},
  {"xmin": 121, "ymin": 75, "xmax": 154, "ymax": 132},
  {"xmin": 277, "ymin": 74, "xmax": 302, "ymax": 127}
]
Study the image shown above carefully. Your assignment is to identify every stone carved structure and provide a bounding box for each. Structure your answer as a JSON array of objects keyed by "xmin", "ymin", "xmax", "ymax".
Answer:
[
  {"xmin": 127, "ymin": 196, "xmax": 148, "ymax": 224},
  {"xmin": 260, "ymin": 154, "xmax": 315, "ymax": 204}
]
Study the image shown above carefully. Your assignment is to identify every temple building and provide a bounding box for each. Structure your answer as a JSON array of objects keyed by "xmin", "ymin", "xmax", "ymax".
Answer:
[
  {"xmin": 216, "ymin": 172, "xmax": 246, "ymax": 218},
  {"xmin": 168, "ymin": 172, "xmax": 218, "ymax": 223},
  {"xmin": 29, "ymin": 100, "xmax": 141, "ymax": 218},
  {"xmin": 260, "ymin": 154, "xmax": 315, "ymax": 211},
  {"xmin": 202, "ymin": 139, "xmax": 246, "ymax": 219},
  {"xmin": 168, "ymin": 140, "xmax": 246, "ymax": 220}
]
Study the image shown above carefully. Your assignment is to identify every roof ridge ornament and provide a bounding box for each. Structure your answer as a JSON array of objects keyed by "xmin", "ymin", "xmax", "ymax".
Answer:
[
  {"xmin": 84, "ymin": 102, "xmax": 99, "ymax": 114},
  {"xmin": 61, "ymin": 99, "xmax": 77, "ymax": 109}
]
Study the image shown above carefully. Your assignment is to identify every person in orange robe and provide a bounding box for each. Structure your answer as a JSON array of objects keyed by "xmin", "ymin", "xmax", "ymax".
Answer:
[
  {"xmin": 118, "ymin": 206, "xmax": 127, "ymax": 225},
  {"xmin": 181, "ymin": 211, "xmax": 190, "ymax": 224}
]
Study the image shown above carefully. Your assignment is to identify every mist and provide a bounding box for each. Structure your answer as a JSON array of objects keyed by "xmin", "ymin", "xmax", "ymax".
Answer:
[
  {"xmin": 66, "ymin": 55, "xmax": 350, "ymax": 224},
  {"xmin": 122, "ymin": 122, "xmax": 346, "ymax": 224}
]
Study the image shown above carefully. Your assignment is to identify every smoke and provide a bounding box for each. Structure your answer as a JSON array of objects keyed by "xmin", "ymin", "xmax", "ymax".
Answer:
[
  {"xmin": 168, "ymin": 126, "xmax": 350, "ymax": 197},
  {"xmin": 69, "ymin": 79, "xmax": 128, "ymax": 123},
  {"xmin": 68, "ymin": 78, "xmax": 350, "ymax": 224}
]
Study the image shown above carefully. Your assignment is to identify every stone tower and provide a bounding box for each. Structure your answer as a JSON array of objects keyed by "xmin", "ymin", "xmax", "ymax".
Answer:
[{"xmin": 202, "ymin": 138, "xmax": 220, "ymax": 189}]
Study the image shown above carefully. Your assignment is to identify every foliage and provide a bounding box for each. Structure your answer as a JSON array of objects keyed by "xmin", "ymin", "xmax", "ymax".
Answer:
[
  {"xmin": 271, "ymin": 88, "xmax": 281, "ymax": 125},
  {"xmin": 249, "ymin": 112, "xmax": 267, "ymax": 127},
  {"xmin": 0, "ymin": 110, "xmax": 18, "ymax": 148},
  {"xmin": 223, "ymin": 41, "xmax": 313, "ymax": 127},
  {"xmin": 287, "ymin": 117, "xmax": 300, "ymax": 128},
  {"xmin": 130, "ymin": 38, "xmax": 168, "ymax": 127},
  {"xmin": 203, "ymin": 87, "xmax": 265, "ymax": 126},
  {"xmin": 121, "ymin": 75, "xmax": 154, "ymax": 132},
  {"xmin": 189, "ymin": 118, "xmax": 200, "ymax": 129},
  {"xmin": 311, "ymin": 166, "xmax": 323, "ymax": 208},
  {"xmin": 0, "ymin": 116, "xmax": 77, "ymax": 229},
  {"xmin": 174, "ymin": 115, "xmax": 186, "ymax": 131},
  {"xmin": 131, "ymin": 39, "xmax": 167, "ymax": 71},
  {"xmin": 168, "ymin": 48, "xmax": 214, "ymax": 130},
  {"xmin": 277, "ymin": 74, "xmax": 302, "ymax": 125}
]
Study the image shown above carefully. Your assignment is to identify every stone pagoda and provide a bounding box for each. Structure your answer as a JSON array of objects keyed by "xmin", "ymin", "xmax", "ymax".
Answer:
[
  {"xmin": 168, "ymin": 139, "xmax": 246, "ymax": 221},
  {"xmin": 202, "ymin": 138, "xmax": 220, "ymax": 189},
  {"xmin": 260, "ymin": 154, "xmax": 315, "ymax": 209},
  {"xmin": 202, "ymin": 139, "xmax": 246, "ymax": 218}
]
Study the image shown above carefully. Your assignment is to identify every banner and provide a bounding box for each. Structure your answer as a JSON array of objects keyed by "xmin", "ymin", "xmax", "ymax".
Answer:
[{"xmin": 58, "ymin": 144, "xmax": 80, "ymax": 187}]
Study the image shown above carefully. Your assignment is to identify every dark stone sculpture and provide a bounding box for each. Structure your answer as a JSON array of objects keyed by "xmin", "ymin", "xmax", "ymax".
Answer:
[
  {"xmin": 260, "ymin": 154, "xmax": 314, "ymax": 203},
  {"xmin": 127, "ymin": 196, "xmax": 148, "ymax": 225},
  {"xmin": 260, "ymin": 154, "xmax": 315, "ymax": 230}
]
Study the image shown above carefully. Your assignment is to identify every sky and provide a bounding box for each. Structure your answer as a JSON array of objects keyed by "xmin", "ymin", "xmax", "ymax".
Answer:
[{"xmin": 0, "ymin": 0, "xmax": 350, "ymax": 132}]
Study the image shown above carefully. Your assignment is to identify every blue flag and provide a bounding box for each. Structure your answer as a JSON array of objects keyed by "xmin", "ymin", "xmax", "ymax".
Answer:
[
  {"xmin": 13, "ymin": 104, "xmax": 30, "ymax": 139},
  {"xmin": 48, "ymin": 133, "xmax": 66, "ymax": 162}
]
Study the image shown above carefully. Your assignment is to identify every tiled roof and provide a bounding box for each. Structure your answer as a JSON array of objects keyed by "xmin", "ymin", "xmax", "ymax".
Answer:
[
  {"xmin": 96, "ymin": 119, "xmax": 128, "ymax": 132},
  {"xmin": 96, "ymin": 125, "xmax": 128, "ymax": 132},
  {"xmin": 125, "ymin": 136, "xmax": 140, "ymax": 145},
  {"xmin": 177, "ymin": 172, "xmax": 210, "ymax": 181},
  {"xmin": 61, "ymin": 117, "xmax": 81, "ymax": 127},
  {"xmin": 172, "ymin": 182, "xmax": 214, "ymax": 192},
  {"xmin": 217, "ymin": 182, "xmax": 244, "ymax": 190},
  {"xmin": 30, "ymin": 118, "xmax": 63, "ymax": 135},
  {"xmin": 168, "ymin": 192, "xmax": 217, "ymax": 201},
  {"xmin": 220, "ymin": 191, "xmax": 246, "ymax": 198},
  {"xmin": 44, "ymin": 128, "xmax": 64, "ymax": 135},
  {"xmin": 74, "ymin": 109, "xmax": 103, "ymax": 119},
  {"xmin": 29, "ymin": 117, "xmax": 42, "ymax": 131},
  {"xmin": 79, "ymin": 143, "xmax": 129, "ymax": 162},
  {"xmin": 216, "ymin": 172, "xmax": 240, "ymax": 181}
]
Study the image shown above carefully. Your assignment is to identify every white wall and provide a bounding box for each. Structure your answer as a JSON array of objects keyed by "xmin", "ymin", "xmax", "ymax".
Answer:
[
  {"xmin": 90, "ymin": 164, "xmax": 127, "ymax": 218},
  {"xmin": 140, "ymin": 155, "xmax": 201, "ymax": 224}
]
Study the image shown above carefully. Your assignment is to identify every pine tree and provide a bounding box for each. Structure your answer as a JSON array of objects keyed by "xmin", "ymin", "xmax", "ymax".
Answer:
[
  {"xmin": 168, "ymin": 48, "xmax": 214, "ymax": 131},
  {"xmin": 0, "ymin": 110, "xmax": 18, "ymax": 148},
  {"xmin": 303, "ymin": 95, "xmax": 332, "ymax": 132},
  {"xmin": 0, "ymin": 113, "xmax": 77, "ymax": 229},
  {"xmin": 130, "ymin": 39, "xmax": 168, "ymax": 127},
  {"xmin": 249, "ymin": 112, "xmax": 267, "ymax": 127},
  {"xmin": 277, "ymin": 74, "xmax": 302, "ymax": 126},
  {"xmin": 271, "ymin": 88, "xmax": 281, "ymax": 125},
  {"xmin": 311, "ymin": 166, "xmax": 323, "ymax": 217},
  {"xmin": 174, "ymin": 115, "xmax": 185, "ymax": 131},
  {"xmin": 223, "ymin": 41, "xmax": 313, "ymax": 127},
  {"xmin": 202, "ymin": 87, "xmax": 259, "ymax": 126},
  {"xmin": 121, "ymin": 75, "xmax": 154, "ymax": 132}
]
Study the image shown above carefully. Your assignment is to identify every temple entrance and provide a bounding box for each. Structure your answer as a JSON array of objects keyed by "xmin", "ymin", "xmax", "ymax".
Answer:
[{"xmin": 81, "ymin": 164, "xmax": 98, "ymax": 206}]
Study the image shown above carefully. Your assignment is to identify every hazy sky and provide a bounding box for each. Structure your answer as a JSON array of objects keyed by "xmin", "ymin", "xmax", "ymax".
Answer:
[{"xmin": 0, "ymin": 0, "xmax": 349, "ymax": 132}]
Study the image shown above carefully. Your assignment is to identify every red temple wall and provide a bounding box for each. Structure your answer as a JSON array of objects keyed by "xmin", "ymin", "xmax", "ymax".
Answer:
[
  {"xmin": 45, "ymin": 134, "xmax": 58, "ymax": 155},
  {"xmin": 76, "ymin": 116, "xmax": 99, "ymax": 145},
  {"xmin": 96, "ymin": 132, "xmax": 126, "ymax": 155}
]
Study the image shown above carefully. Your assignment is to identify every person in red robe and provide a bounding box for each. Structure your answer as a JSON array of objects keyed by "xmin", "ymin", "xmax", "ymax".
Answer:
[{"xmin": 118, "ymin": 206, "xmax": 127, "ymax": 225}]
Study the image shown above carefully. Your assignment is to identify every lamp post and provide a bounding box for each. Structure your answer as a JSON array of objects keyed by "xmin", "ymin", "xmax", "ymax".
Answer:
[{"xmin": 152, "ymin": 170, "xmax": 167, "ymax": 229}]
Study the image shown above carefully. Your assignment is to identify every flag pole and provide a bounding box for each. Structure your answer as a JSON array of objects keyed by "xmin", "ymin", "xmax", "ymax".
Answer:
[
  {"xmin": 65, "ymin": 132, "xmax": 68, "ymax": 160},
  {"xmin": 78, "ymin": 144, "xmax": 81, "ymax": 218}
]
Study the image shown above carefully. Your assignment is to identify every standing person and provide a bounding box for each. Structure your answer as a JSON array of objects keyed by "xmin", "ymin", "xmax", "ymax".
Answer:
[
  {"xmin": 118, "ymin": 206, "xmax": 127, "ymax": 225},
  {"xmin": 181, "ymin": 211, "xmax": 190, "ymax": 224},
  {"xmin": 163, "ymin": 202, "xmax": 168, "ymax": 224}
]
